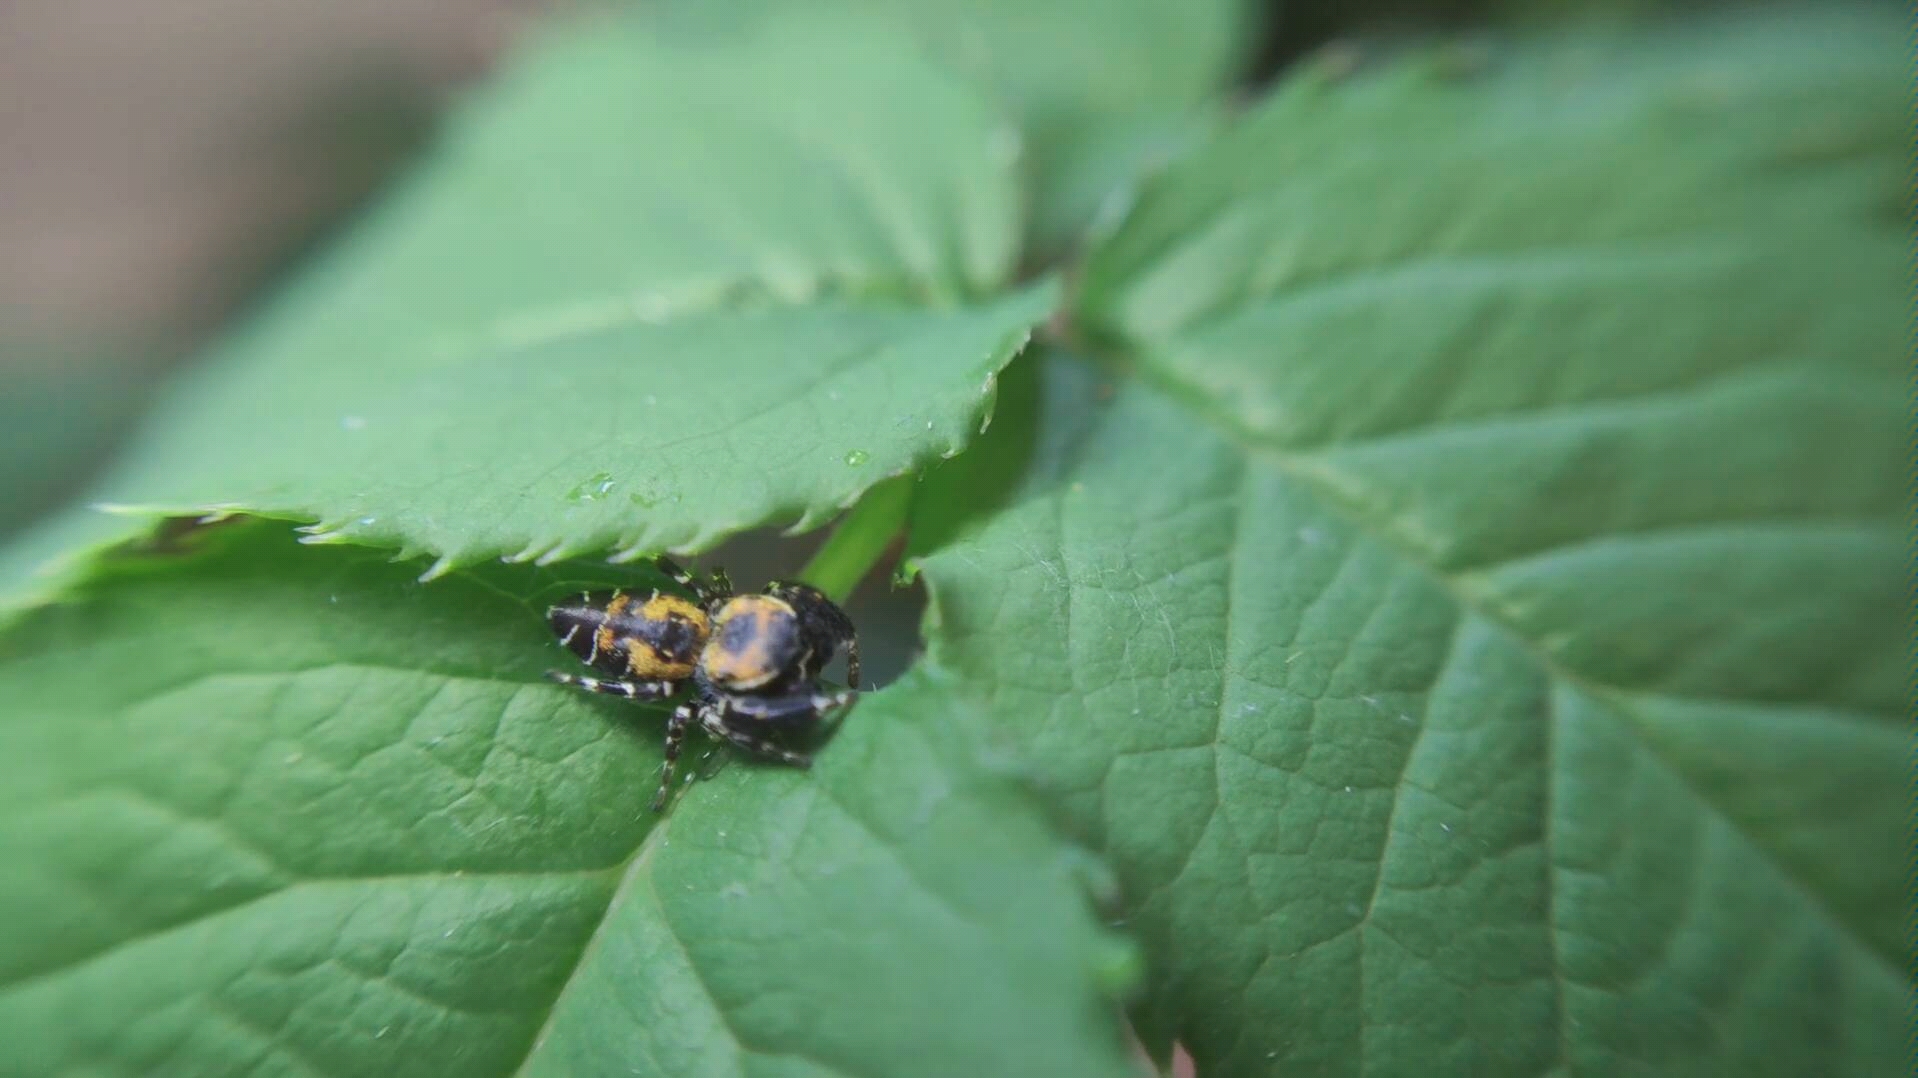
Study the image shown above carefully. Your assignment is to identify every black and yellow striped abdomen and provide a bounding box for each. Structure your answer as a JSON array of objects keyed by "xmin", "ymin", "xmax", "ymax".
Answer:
[{"xmin": 548, "ymin": 590, "xmax": 711, "ymax": 681}]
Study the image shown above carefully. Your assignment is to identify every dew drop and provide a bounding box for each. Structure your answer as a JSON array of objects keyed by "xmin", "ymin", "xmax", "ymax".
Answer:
[
  {"xmin": 843, "ymin": 449, "xmax": 870, "ymax": 466},
  {"xmin": 567, "ymin": 472, "xmax": 617, "ymax": 501}
]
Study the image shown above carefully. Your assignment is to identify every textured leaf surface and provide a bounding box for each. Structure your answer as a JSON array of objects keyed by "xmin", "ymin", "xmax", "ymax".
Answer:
[
  {"xmin": 97, "ymin": 286, "xmax": 1050, "ymax": 575},
  {"xmin": 16, "ymin": 9, "xmax": 1041, "ymax": 588},
  {"xmin": 916, "ymin": 11, "xmax": 1909, "ymax": 1076},
  {"xmin": 0, "ymin": 523, "xmax": 1135, "ymax": 1078}
]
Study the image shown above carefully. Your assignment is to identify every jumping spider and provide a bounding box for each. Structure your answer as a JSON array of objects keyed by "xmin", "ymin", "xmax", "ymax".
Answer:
[{"xmin": 545, "ymin": 556, "xmax": 859, "ymax": 811}]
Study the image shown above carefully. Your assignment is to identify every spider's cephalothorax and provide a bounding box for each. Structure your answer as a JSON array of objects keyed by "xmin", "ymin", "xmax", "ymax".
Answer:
[{"xmin": 545, "ymin": 557, "xmax": 859, "ymax": 811}]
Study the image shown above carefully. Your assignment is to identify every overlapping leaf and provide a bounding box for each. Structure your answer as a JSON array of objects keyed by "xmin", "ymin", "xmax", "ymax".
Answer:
[
  {"xmin": 0, "ymin": 523, "xmax": 1135, "ymax": 1078},
  {"xmin": 97, "ymin": 285, "xmax": 1051, "ymax": 577},
  {"xmin": 915, "ymin": 9, "xmax": 1909, "ymax": 1076},
  {"xmin": 0, "ymin": 8, "xmax": 1044, "ymax": 609}
]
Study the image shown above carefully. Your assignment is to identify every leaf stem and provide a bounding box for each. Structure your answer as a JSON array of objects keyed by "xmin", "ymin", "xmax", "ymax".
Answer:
[{"xmin": 799, "ymin": 475, "xmax": 913, "ymax": 603}]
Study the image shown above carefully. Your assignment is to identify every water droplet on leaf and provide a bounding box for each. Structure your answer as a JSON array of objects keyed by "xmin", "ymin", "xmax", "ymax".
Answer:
[
  {"xmin": 567, "ymin": 472, "xmax": 616, "ymax": 501},
  {"xmin": 843, "ymin": 449, "xmax": 870, "ymax": 466}
]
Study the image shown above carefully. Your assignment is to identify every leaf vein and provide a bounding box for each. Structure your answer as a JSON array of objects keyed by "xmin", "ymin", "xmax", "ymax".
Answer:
[{"xmin": 1143, "ymin": 376, "xmax": 1907, "ymax": 981}]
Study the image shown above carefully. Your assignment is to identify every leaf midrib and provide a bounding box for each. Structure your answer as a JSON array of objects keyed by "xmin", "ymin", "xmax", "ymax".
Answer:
[{"xmin": 505, "ymin": 809, "xmax": 674, "ymax": 1078}]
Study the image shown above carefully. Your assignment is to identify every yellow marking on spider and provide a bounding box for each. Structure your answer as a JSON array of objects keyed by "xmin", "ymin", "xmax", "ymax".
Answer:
[{"xmin": 594, "ymin": 591, "xmax": 631, "ymax": 660}]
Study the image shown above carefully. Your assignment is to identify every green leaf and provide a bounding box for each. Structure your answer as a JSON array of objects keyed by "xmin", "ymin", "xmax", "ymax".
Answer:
[
  {"xmin": 9, "ymin": 9, "xmax": 1045, "ymax": 595},
  {"xmin": 916, "ymin": 10, "xmax": 1910, "ymax": 1076},
  {"xmin": 0, "ymin": 503, "xmax": 139, "ymax": 624},
  {"xmin": 867, "ymin": 0, "xmax": 1252, "ymax": 253},
  {"xmin": 654, "ymin": 0, "xmax": 1252, "ymax": 254},
  {"xmin": 0, "ymin": 522, "xmax": 1136, "ymax": 1078},
  {"xmin": 100, "ymin": 285, "xmax": 1051, "ymax": 577}
]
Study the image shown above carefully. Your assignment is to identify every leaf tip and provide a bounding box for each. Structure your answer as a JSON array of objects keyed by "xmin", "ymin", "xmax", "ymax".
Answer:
[
  {"xmin": 502, "ymin": 539, "xmax": 554, "ymax": 564},
  {"xmin": 606, "ymin": 544, "xmax": 652, "ymax": 565},
  {"xmin": 535, "ymin": 542, "xmax": 587, "ymax": 567},
  {"xmin": 417, "ymin": 554, "xmax": 460, "ymax": 582}
]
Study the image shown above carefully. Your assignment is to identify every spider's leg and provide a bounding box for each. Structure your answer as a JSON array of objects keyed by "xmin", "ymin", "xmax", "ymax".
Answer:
[
  {"xmin": 655, "ymin": 554, "xmax": 731, "ymax": 606},
  {"xmin": 654, "ymin": 555, "xmax": 699, "ymax": 591},
  {"xmin": 652, "ymin": 703, "xmax": 697, "ymax": 812},
  {"xmin": 700, "ymin": 705, "xmax": 812, "ymax": 768},
  {"xmin": 718, "ymin": 687, "xmax": 855, "ymax": 727},
  {"xmin": 545, "ymin": 672, "xmax": 675, "ymax": 700},
  {"xmin": 842, "ymin": 632, "xmax": 861, "ymax": 691}
]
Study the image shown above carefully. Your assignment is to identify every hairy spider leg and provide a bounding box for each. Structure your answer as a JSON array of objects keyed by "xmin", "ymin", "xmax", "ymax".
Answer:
[
  {"xmin": 654, "ymin": 555, "xmax": 734, "ymax": 606},
  {"xmin": 545, "ymin": 671, "xmax": 677, "ymax": 700},
  {"xmin": 715, "ymin": 687, "xmax": 856, "ymax": 725},
  {"xmin": 651, "ymin": 703, "xmax": 697, "ymax": 812},
  {"xmin": 698, "ymin": 705, "xmax": 812, "ymax": 768}
]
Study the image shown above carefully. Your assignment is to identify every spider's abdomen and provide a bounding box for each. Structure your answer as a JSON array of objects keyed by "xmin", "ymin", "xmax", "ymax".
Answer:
[
  {"xmin": 700, "ymin": 594, "xmax": 804, "ymax": 692},
  {"xmin": 548, "ymin": 590, "xmax": 711, "ymax": 680}
]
